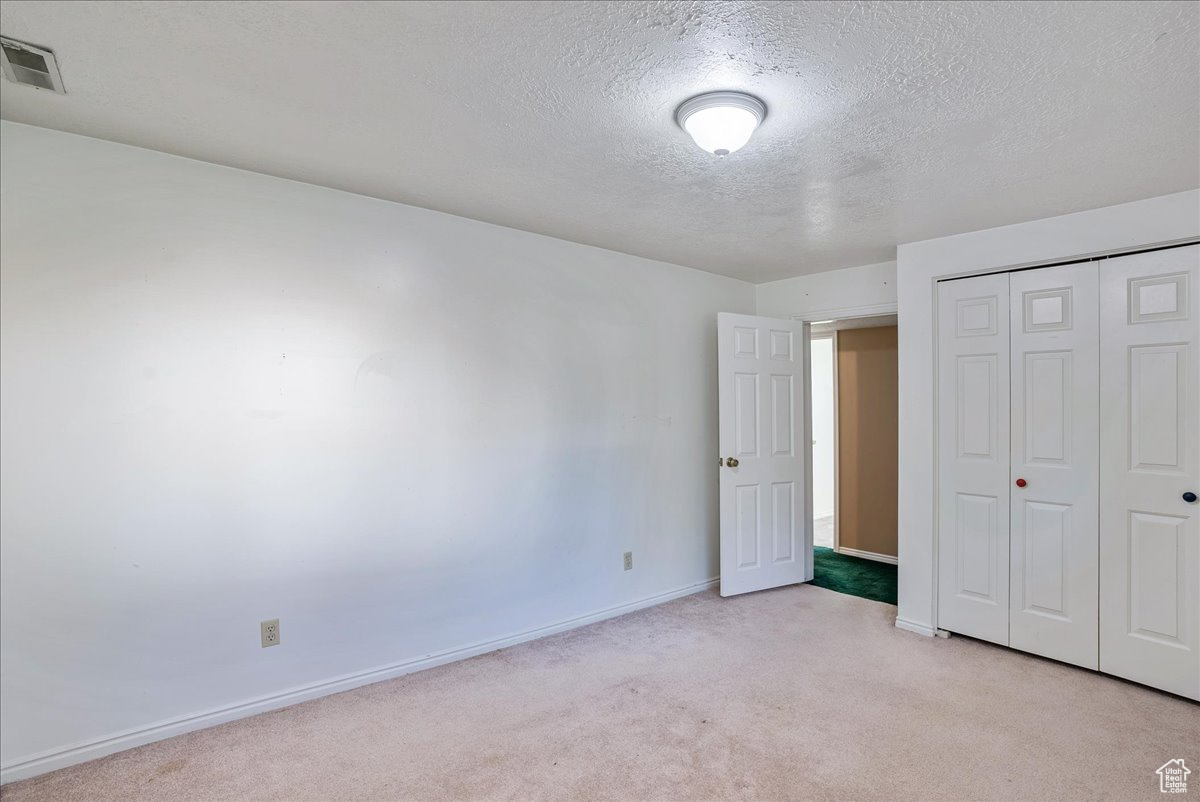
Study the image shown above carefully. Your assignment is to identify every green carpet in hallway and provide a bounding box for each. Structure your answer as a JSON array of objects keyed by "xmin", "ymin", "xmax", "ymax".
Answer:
[{"xmin": 811, "ymin": 547, "xmax": 897, "ymax": 605}]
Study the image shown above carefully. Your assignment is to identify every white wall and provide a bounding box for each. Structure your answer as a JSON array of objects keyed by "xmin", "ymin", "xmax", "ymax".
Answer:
[
  {"xmin": 895, "ymin": 189, "xmax": 1200, "ymax": 637},
  {"xmin": 809, "ymin": 338, "xmax": 835, "ymax": 520},
  {"xmin": 756, "ymin": 261, "xmax": 896, "ymax": 319},
  {"xmin": 0, "ymin": 121, "xmax": 755, "ymax": 779}
]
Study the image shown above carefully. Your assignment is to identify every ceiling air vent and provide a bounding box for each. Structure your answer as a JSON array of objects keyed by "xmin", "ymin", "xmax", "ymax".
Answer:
[{"xmin": 0, "ymin": 36, "xmax": 66, "ymax": 93}]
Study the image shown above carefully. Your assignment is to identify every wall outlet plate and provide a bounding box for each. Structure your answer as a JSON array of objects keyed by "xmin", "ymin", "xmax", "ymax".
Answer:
[
  {"xmin": 623, "ymin": 551, "xmax": 633, "ymax": 571},
  {"xmin": 261, "ymin": 619, "xmax": 280, "ymax": 648}
]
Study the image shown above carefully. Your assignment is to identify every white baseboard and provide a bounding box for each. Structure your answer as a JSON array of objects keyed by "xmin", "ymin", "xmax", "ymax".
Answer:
[
  {"xmin": 836, "ymin": 546, "xmax": 898, "ymax": 565},
  {"xmin": 0, "ymin": 576, "xmax": 719, "ymax": 785},
  {"xmin": 895, "ymin": 617, "xmax": 937, "ymax": 637}
]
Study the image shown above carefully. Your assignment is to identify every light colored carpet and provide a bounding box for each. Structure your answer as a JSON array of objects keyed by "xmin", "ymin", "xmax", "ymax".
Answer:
[{"xmin": 3, "ymin": 585, "xmax": 1196, "ymax": 801}]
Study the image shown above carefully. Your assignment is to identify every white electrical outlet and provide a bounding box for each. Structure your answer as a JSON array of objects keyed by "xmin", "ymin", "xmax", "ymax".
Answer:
[
  {"xmin": 261, "ymin": 619, "xmax": 280, "ymax": 648},
  {"xmin": 623, "ymin": 551, "xmax": 633, "ymax": 571}
]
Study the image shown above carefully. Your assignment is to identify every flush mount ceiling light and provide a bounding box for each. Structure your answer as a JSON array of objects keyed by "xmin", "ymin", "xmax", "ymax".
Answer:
[{"xmin": 675, "ymin": 91, "xmax": 766, "ymax": 156}]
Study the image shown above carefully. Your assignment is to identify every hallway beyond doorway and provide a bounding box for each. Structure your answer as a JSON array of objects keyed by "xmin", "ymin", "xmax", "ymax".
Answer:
[{"xmin": 811, "ymin": 547, "xmax": 897, "ymax": 605}]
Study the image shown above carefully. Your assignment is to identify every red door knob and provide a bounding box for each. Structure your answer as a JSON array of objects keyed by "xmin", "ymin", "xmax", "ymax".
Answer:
[{"xmin": 1015, "ymin": 478, "xmax": 1027, "ymax": 488}]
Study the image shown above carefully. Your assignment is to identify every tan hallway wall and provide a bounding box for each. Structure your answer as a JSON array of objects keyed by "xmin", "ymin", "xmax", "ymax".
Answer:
[{"xmin": 836, "ymin": 326, "xmax": 898, "ymax": 557}]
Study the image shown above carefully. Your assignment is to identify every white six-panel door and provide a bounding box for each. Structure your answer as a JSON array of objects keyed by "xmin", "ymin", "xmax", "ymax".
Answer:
[
  {"xmin": 1099, "ymin": 245, "xmax": 1200, "ymax": 700},
  {"xmin": 717, "ymin": 313, "xmax": 810, "ymax": 597},
  {"xmin": 1008, "ymin": 264, "xmax": 1099, "ymax": 669},
  {"xmin": 937, "ymin": 274, "xmax": 1011, "ymax": 645}
]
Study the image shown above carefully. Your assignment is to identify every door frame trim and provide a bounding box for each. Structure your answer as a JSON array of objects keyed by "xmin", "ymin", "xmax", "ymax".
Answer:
[{"xmin": 792, "ymin": 301, "xmax": 898, "ymax": 323}]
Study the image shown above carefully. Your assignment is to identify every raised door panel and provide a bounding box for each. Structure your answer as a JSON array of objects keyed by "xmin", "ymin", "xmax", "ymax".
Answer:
[
  {"xmin": 735, "ymin": 485, "xmax": 761, "ymax": 570},
  {"xmin": 1129, "ymin": 345, "xmax": 1184, "ymax": 471},
  {"xmin": 937, "ymin": 274, "xmax": 1010, "ymax": 645},
  {"xmin": 1128, "ymin": 512, "xmax": 1186, "ymax": 645},
  {"xmin": 956, "ymin": 356, "xmax": 999, "ymax": 460},
  {"xmin": 954, "ymin": 493, "xmax": 999, "ymax": 602},
  {"xmin": 734, "ymin": 373, "xmax": 760, "ymax": 458},
  {"xmin": 769, "ymin": 329, "xmax": 793, "ymax": 361},
  {"xmin": 1099, "ymin": 245, "xmax": 1199, "ymax": 700},
  {"xmin": 1008, "ymin": 263, "xmax": 1098, "ymax": 669},
  {"xmin": 771, "ymin": 375, "xmax": 795, "ymax": 457},
  {"xmin": 733, "ymin": 326, "xmax": 759, "ymax": 358},
  {"xmin": 771, "ymin": 481, "xmax": 796, "ymax": 564},
  {"xmin": 1023, "ymin": 352, "xmax": 1070, "ymax": 465},
  {"xmin": 1022, "ymin": 501, "xmax": 1070, "ymax": 619}
]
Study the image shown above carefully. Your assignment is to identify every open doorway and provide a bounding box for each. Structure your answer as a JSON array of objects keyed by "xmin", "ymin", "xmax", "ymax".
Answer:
[
  {"xmin": 810, "ymin": 335, "xmax": 836, "ymax": 548},
  {"xmin": 808, "ymin": 315, "xmax": 898, "ymax": 605}
]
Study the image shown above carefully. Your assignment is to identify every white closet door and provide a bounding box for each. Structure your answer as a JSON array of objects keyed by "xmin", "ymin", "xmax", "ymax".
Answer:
[
  {"xmin": 1099, "ymin": 245, "xmax": 1200, "ymax": 700},
  {"xmin": 937, "ymin": 273, "xmax": 1011, "ymax": 644},
  {"xmin": 1008, "ymin": 264, "xmax": 1099, "ymax": 668}
]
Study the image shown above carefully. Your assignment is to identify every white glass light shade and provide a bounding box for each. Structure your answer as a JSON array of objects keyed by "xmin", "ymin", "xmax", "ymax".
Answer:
[{"xmin": 675, "ymin": 91, "xmax": 767, "ymax": 156}]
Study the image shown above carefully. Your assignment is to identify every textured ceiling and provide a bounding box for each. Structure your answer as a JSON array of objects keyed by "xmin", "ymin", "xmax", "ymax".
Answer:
[{"xmin": 1, "ymin": 0, "xmax": 1197, "ymax": 283}]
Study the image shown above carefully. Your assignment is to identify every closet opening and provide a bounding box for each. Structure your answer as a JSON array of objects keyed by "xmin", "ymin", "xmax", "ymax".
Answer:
[{"xmin": 808, "ymin": 314, "xmax": 898, "ymax": 606}]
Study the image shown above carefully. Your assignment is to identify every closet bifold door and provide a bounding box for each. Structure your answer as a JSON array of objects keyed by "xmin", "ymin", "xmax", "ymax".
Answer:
[
  {"xmin": 937, "ymin": 273, "xmax": 1011, "ymax": 645},
  {"xmin": 1008, "ymin": 264, "xmax": 1099, "ymax": 669},
  {"xmin": 1099, "ymin": 244, "xmax": 1200, "ymax": 701}
]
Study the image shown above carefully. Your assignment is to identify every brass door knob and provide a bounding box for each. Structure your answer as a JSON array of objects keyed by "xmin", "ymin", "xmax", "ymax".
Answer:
[{"xmin": 726, "ymin": 457, "xmax": 740, "ymax": 468}]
